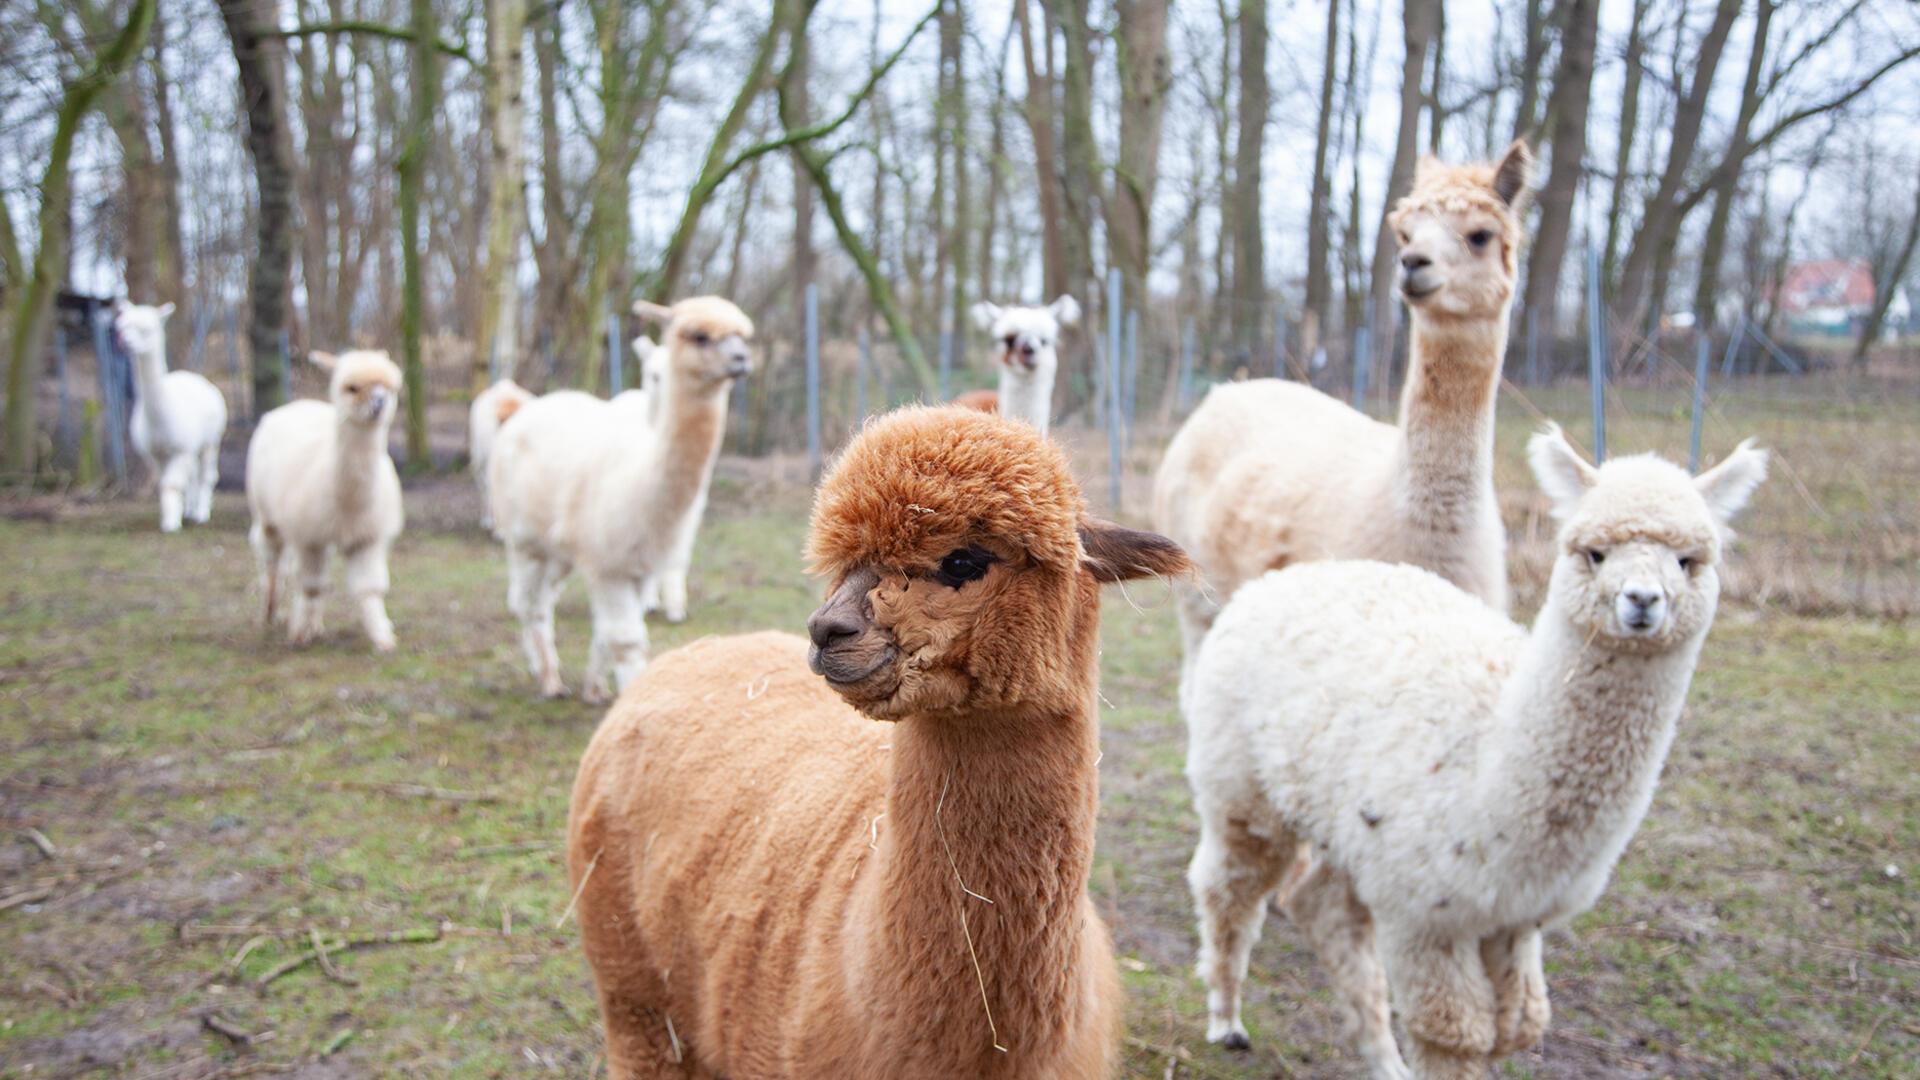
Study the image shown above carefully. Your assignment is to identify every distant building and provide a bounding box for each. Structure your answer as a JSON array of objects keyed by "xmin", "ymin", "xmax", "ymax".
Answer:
[{"xmin": 1777, "ymin": 260, "xmax": 1876, "ymax": 338}]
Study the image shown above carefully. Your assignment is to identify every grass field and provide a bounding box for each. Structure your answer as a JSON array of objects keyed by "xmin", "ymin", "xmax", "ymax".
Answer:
[{"xmin": 2, "ymin": 375, "xmax": 1916, "ymax": 1078}]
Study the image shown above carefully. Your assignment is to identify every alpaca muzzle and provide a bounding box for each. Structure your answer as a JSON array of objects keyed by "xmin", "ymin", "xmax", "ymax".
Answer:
[{"xmin": 807, "ymin": 568, "xmax": 896, "ymax": 687}]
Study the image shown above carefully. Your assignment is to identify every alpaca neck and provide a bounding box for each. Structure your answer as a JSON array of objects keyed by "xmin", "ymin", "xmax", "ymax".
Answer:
[
  {"xmin": 638, "ymin": 371, "xmax": 729, "ymax": 533},
  {"xmin": 333, "ymin": 415, "xmax": 389, "ymax": 514},
  {"xmin": 997, "ymin": 363, "xmax": 1054, "ymax": 433},
  {"xmin": 863, "ymin": 695, "xmax": 1102, "ymax": 1064},
  {"xmin": 1485, "ymin": 600, "xmax": 1705, "ymax": 883},
  {"xmin": 130, "ymin": 342, "xmax": 173, "ymax": 433},
  {"xmin": 1392, "ymin": 317, "xmax": 1505, "ymax": 524}
]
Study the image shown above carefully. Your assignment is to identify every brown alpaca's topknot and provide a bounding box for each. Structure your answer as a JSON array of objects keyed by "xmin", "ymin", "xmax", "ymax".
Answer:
[{"xmin": 808, "ymin": 406, "xmax": 1086, "ymax": 578}]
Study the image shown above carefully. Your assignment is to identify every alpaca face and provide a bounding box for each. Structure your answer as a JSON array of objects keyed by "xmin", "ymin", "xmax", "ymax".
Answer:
[
  {"xmin": 1389, "ymin": 141, "xmax": 1532, "ymax": 323},
  {"xmin": 630, "ymin": 335, "xmax": 667, "ymax": 398},
  {"xmin": 314, "ymin": 350, "xmax": 404, "ymax": 426},
  {"xmin": 660, "ymin": 297, "xmax": 755, "ymax": 393},
  {"xmin": 805, "ymin": 407, "xmax": 1187, "ymax": 721},
  {"xmin": 972, "ymin": 296, "xmax": 1079, "ymax": 378},
  {"xmin": 112, "ymin": 301, "xmax": 174, "ymax": 358},
  {"xmin": 1530, "ymin": 426, "xmax": 1768, "ymax": 653}
]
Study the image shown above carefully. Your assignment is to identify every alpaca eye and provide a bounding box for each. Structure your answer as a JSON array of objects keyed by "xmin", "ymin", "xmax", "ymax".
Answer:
[
  {"xmin": 344, "ymin": 383, "xmax": 360, "ymax": 393},
  {"xmin": 1468, "ymin": 229, "xmax": 1494, "ymax": 248},
  {"xmin": 1004, "ymin": 336, "xmax": 1018, "ymax": 349},
  {"xmin": 1585, "ymin": 549, "xmax": 1606, "ymax": 567},
  {"xmin": 1678, "ymin": 555, "xmax": 1696, "ymax": 572},
  {"xmin": 933, "ymin": 547, "xmax": 995, "ymax": 588},
  {"xmin": 691, "ymin": 331, "xmax": 711, "ymax": 346}
]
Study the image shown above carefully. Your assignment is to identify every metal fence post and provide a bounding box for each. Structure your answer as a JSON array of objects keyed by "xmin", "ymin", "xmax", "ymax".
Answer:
[
  {"xmin": 1178, "ymin": 317, "xmax": 1196, "ymax": 413},
  {"xmin": 54, "ymin": 327, "xmax": 75, "ymax": 465},
  {"xmin": 1689, "ymin": 329, "xmax": 1710, "ymax": 473},
  {"xmin": 92, "ymin": 308, "xmax": 127, "ymax": 484},
  {"xmin": 805, "ymin": 283, "xmax": 821, "ymax": 480},
  {"xmin": 1585, "ymin": 246, "xmax": 1608, "ymax": 462},
  {"xmin": 1352, "ymin": 300, "xmax": 1373, "ymax": 408},
  {"xmin": 607, "ymin": 308, "xmax": 623, "ymax": 393},
  {"xmin": 856, "ymin": 325, "xmax": 871, "ymax": 424},
  {"xmin": 189, "ymin": 304, "xmax": 212, "ymax": 372},
  {"xmin": 1105, "ymin": 267, "xmax": 1123, "ymax": 509},
  {"xmin": 1123, "ymin": 308, "xmax": 1139, "ymax": 432}
]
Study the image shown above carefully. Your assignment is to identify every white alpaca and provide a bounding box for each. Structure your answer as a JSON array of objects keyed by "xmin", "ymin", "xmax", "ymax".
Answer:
[
  {"xmin": 489, "ymin": 297, "xmax": 753, "ymax": 701},
  {"xmin": 469, "ymin": 378, "xmax": 533, "ymax": 529},
  {"xmin": 1153, "ymin": 144, "xmax": 1533, "ymax": 679},
  {"xmin": 612, "ymin": 333, "xmax": 667, "ymax": 424},
  {"xmin": 966, "ymin": 295, "xmax": 1079, "ymax": 433},
  {"xmin": 1183, "ymin": 426, "xmax": 1767, "ymax": 1079},
  {"xmin": 113, "ymin": 301, "xmax": 227, "ymax": 532},
  {"xmin": 611, "ymin": 334, "xmax": 694, "ymax": 621},
  {"xmin": 246, "ymin": 350, "xmax": 406, "ymax": 652}
]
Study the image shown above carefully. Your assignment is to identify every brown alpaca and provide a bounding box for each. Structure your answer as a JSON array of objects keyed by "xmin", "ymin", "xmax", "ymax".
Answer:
[
  {"xmin": 952, "ymin": 387, "xmax": 1000, "ymax": 414},
  {"xmin": 567, "ymin": 406, "xmax": 1190, "ymax": 1079},
  {"xmin": 1153, "ymin": 142, "xmax": 1532, "ymax": 675}
]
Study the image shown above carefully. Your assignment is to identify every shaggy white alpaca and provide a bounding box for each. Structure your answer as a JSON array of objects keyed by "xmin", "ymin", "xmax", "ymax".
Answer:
[
  {"xmin": 966, "ymin": 295, "xmax": 1079, "ymax": 433},
  {"xmin": 489, "ymin": 298, "xmax": 753, "ymax": 700},
  {"xmin": 113, "ymin": 301, "xmax": 228, "ymax": 532},
  {"xmin": 1183, "ymin": 426, "xmax": 1767, "ymax": 1079},
  {"xmin": 469, "ymin": 378, "xmax": 533, "ymax": 528},
  {"xmin": 246, "ymin": 350, "xmax": 406, "ymax": 652}
]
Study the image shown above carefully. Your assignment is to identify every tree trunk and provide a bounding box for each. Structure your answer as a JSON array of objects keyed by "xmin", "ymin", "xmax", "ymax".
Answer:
[
  {"xmin": 1303, "ymin": 0, "xmax": 1341, "ymax": 362},
  {"xmin": 1692, "ymin": 0, "xmax": 1774, "ymax": 331},
  {"xmin": 1602, "ymin": 0, "xmax": 1649, "ymax": 292},
  {"xmin": 1511, "ymin": 0, "xmax": 1547, "ymax": 143},
  {"xmin": 1108, "ymin": 0, "xmax": 1172, "ymax": 307},
  {"xmin": 943, "ymin": 0, "xmax": 972, "ymax": 360},
  {"xmin": 396, "ymin": 0, "xmax": 442, "ymax": 465},
  {"xmin": 474, "ymin": 0, "xmax": 529, "ymax": 390},
  {"xmin": 1368, "ymin": 0, "xmax": 1438, "ymax": 396},
  {"xmin": 148, "ymin": 2, "xmax": 188, "ymax": 346},
  {"xmin": 1854, "ymin": 163, "xmax": 1920, "ymax": 367},
  {"xmin": 1209, "ymin": 0, "xmax": 1235, "ymax": 363},
  {"xmin": 1521, "ymin": 0, "xmax": 1599, "ymax": 352},
  {"xmin": 1054, "ymin": 0, "xmax": 1100, "ymax": 305},
  {"xmin": 977, "ymin": 19, "xmax": 1015, "ymax": 306},
  {"xmin": 1015, "ymin": 0, "xmax": 1067, "ymax": 299},
  {"xmin": 1613, "ymin": 0, "xmax": 1742, "ymax": 331},
  {"xmin": 1231, "ymin": 0, "xmax": 1268, "ymax": 362},
  {"xmin": 4, "ymin": 0, "xmax": 155, "ymax": 476},
  {"xmin": 217, "ymin": 0, "xmax": 295, "ymax": 420},
  {"xmin": 532, "ymin": 13, "xmax": 570, "ymax": 369}
]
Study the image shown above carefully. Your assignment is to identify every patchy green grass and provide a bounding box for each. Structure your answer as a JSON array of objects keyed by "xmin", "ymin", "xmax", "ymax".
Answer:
[{"xmin": 3, "ymin": 380, "xmax": 1917, "ymax": 1077}]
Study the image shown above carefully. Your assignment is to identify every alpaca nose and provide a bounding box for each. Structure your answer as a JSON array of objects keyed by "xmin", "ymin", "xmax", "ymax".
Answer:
[
  {"xmin": 807, "ymin": 607, "xmax": 863, "ymax": 651},
  {"xmin": 1018, "ymin": 340, "xmax": 1036, "ymax": 357},
  {"xmin": 1623, "ymin": 586, "xmax": 1661, "ymax": 612},
  {"xmin": 1400, "ymin": 252, "xmax": 1432, "ymax": 272}
]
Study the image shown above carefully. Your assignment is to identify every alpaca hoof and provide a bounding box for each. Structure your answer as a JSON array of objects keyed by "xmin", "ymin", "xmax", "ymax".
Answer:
[
  {"xmin": 540, "ymin": 679, "xmax": 569, "ymax": 700},
  {"xmin": 371, "ymin": 636, "xmax": 397, "ymax": 654},
  {"xmin": 581, "ymin": 682, "xmax": 612, "ymax": 705},
  {"xmin": 1219, "ymin": 1032, "xmax": 1251, "ymax": 1052},
  {"xmin": 1207, "ymin": 1020, "xmax": 1252, "ymax": 1052},
  {"xmin": 664, "ymin": 609, "xmax": 687, "ymax": 625}
]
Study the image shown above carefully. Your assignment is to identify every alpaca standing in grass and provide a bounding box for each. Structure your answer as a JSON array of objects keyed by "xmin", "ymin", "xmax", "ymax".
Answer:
[
  {"xmin": 469, "ymin": 378, "xmax": 533, "ymax": 529},
  {"xmin": 1183, "ymin": 427, "xmax": 1767, "ymax": 1078},
  {"xmin": 568, "ymin": 406, "xmax": 1189, "ymax": 1078},
  {"xmin": 964, "ymin": 295, "xmax": 1079, "ymax": 433},
  {"xmin": 113, "ymin": 301, "xmax": 227, "ymax": 533},
  {"xmin": 246, "ymin": 350, "xmax": 405, "ymax": 652},
  {"xmin": 490, "ymin": 298, "xmax": 752, "ymax": 700},
  {"xmin": 616, "ymin": 333, "xmax": 697, "ymax": 622},
  {"xmin": 1153, "ymin": 143, "xmax": 1532, "ymax": 670}
]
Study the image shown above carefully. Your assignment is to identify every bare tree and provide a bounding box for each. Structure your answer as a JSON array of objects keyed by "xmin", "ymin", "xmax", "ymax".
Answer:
[
  {"xmin": 1109, "ymin": 0, "xmax": 1173, "ymax": 307},
  {"xmin": 1015, "ymin": 0, "xmax": 1067, "ymax": 299},
  {"xmin": 1231, "ymin": 0, "xmax": 1268, "ymax": 362},
  {"xmin": 217, "ymin": 0, "xmax": 296, "ymax": 419},
  {"xmin": 1692, "ymin": 0, "xmax": 1775, "ymax": 332},
  {"xmin": 1602, "ymin": 0, "xmax": 1651, "ymax": 290},
  {"xmin": 1367, "ymin": 0, "xmax": 1439, "ymax": 389},
  {"xmin": 474, "ymin": 0, "xmax": 530, "ymax": 390},
  {"xmin": 4, "ymin": 0, "xmax": 154, "ymax": 475},
  {"xmin": 1521, "ymin": 0, "xmax": 1599, "ymax": 349},
  {"xmin": 1303, "ymin": 0, "xmax": 1341, "ymax": 363},
  {"xmin": 1855, "ymin": 161, "xmax": 1920, "ymax": 366}
]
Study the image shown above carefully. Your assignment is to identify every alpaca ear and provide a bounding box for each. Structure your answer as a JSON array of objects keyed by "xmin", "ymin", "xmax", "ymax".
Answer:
[
  {"xmin": 630, "ymin": 335, "xmax": 656, "ymax": 361},
  {"xmin": 971, "ymin": 302, "xmax": 1003, "ymax": 331},
  {"xmin": 1492, "ymin": 140, "xmax": 1533, "ymax": 207},
  {"xmin": 1527, "ymin": 423, "xmax": 1598, "ymax": 521},
  {"xmin": 1048, "ymin": 295, "xmax": 1082, "ymax": 328},
  {"xmin": 308, "ymin": 350, "xmax": 338, "ymax": 372},
  {"xmin": 1078, "ymin": 519, "xmax": 1191, "ymax": 583},
  {"xmin": 156, "ymin": 302, "xmax": 176, "ymax": 320},
  {"xmin": 631, "ymin": 300, "xmax": 674, "ymax": 323},
  {"xmin": 1412, "ymin": 154, "xmax": 1443, "ymax": 188},
  {"xmin": 1694, "ymin": 438, "xmax": 1768, "ymax": 524}
]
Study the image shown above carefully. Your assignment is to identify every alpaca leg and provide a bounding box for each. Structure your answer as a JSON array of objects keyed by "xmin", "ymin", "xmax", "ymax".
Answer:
[
  {"xmin": 344, "ymin": 542, "xmax": 397, "ymax": 653},
  {"xmin": 1378, "ymin": 927, "xmax": 1496, "ymax": 1080},
  {"xmin": 658, "ymin": 514, "xmax": 698, "ymax": 623},
  {"xmin": 250, "ymin": 522, "xmax": 284, "ymax": 628},
  {"xmin": 1280, "ymin": 859, "xmax": 1409, "ymax": 1079},
  {"xmin": 1482, "ymin": 929, "xmax": 1549, "ymax": 1058},
  {"xmin": 188, "ymin": 443, "xmax": 219, "ymax": 523},
  {"xmin": 1173, "ymin": 578, "xmax": 1220, "ymax": 685},
  {"xmin": 507, "ymin": 546, "xmax": 567, "ymax": 696},
  {"xmin": 1188, "ymin": 813, "xmax": 1294, "ymax": 1049},
  {"xmin": 583, "ymin": 576, "xmax": 648, "ymax": 704},
  {"xmin": 288, "ymin": 545, "xmax": 331, "ymax": 645},
  {"xmin": 157, "ymin": 453, "xmax": 194, "ymax": 533},
  {"xmin": 597, "ymin": 990, "xmax": 707, "ymax": 1079}
]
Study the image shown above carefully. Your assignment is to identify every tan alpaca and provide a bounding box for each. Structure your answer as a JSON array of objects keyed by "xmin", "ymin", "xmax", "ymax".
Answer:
[
  {"xmin": 489, "ymin": 297, "xmax": 752, "ymax": 701},
  {"xmin": 1153, "ymin": 142, "xmax": 1533, "ymax": 666},
  {"xmin": 567, "ymin": 407, "xmax": 1190, "ymax": 1079}
]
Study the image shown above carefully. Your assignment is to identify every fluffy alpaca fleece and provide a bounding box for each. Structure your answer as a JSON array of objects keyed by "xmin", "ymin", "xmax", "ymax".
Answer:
[
  {"xmin": 246, "ymin": 350, "xmax": 405, "ymax": 652},
  {"xmin": 567, "ymin": 406, "xmax": 1190, "ymax": 1079},
  {"xmin": 1152, "ymin": 143, "xmax": 1532, "ymax": 669},
  {"xmin": 469, "ymin": 378, "xmax": 534, "ymax": 528},
  {"xmin": 490, "ymin": 298, "xmax": 752, "ymax": 699},
  {"xmin": 1182, "ymin": 427, "xmax": 1767, "ymax": 1079},
  {"xmin": 967, "ymin": 295, "xmax": 1079, "ymax": 433},
  {"xmin": 113, "ymin": 301, "xmax": 228, "ymax": 532}
]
